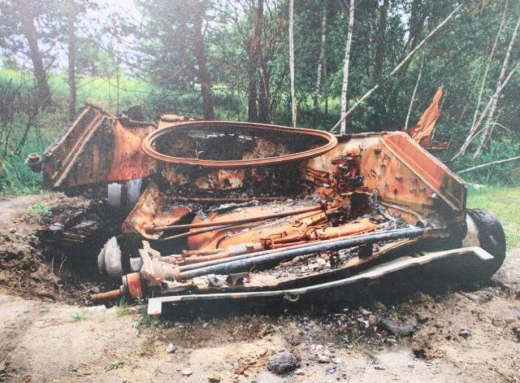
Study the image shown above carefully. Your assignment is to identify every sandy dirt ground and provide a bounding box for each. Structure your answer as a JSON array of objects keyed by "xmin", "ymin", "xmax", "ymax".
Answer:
[{"xmin": 0, "ymin": 194, "xmax": 519, "ymax": 383}]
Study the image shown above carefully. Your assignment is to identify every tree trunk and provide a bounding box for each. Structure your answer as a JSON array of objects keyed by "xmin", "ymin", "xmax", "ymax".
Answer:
[
  {"xmin": 289, "ymin": 0, "xmax": 296, "ymax": 127},
  {"xmin": 331, "ymin": 4, "xmax": 463, "ymax": 133},
  {"xmin": 194, "ymin": 0, "xmax": 214, "ymax": 120},
  {"xmin": 313, "ymin": 4, "xmax": 327, "ymax": 116},
  {"xmin": 247, "ymin": 0, "xmax": 264, "ymax": 122},
  {"xmin": 340, "ymin": 0, "xmax": 355, "ymax": 134},
  {"xmin": 68, "ymin": 2, "xmax": 77, "ymax": 121},
  {"xmin": 473, "ymin": 15, "xmax": 520, "ymax": 161},
  {"xmin": 374, "ymin": 0, "xmax": 388, "ymax": 84},
  {"xmin": 258, "ymin": 61, "xmax": 271, "ymax": 122},
  {"xmin": 404, "ymin": 58, "xmax": 423, "ymax": 130},
  {"xmin": 451, "ymin": 1, "xmax": 508, "ymax": 161},
  {"xmin": 20, "ymin": 11, "xmax": 51, "ymax": 109},
  {"xmin": 458, "ymin": 156, "xmax": 520, "ymax": 174}
]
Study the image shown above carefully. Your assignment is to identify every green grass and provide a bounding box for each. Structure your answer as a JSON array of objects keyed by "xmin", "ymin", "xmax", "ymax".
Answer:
[
  {"xmin": 1, "ymin": 69, "xmax": 154, "ymax": 115},
  {"xmin": 105, "ymin": 360, "xmax": 125, "ymax": 372},
  {"xmin": 70, "ymin": 312, "xmax": 87, "ymax": 322},
  {"xmin": 26, "ymin": 201, "xmax": 52, "ymax": 224},
  {"xmin": 339, "ymin": 333, "xmax": 365, "ymax": 350},
  {"xmin": 467, "ymin": 186, "xmax": 520, "ymax": 249},
  {"xmin": 136, "ymin": 297, "xmax": 160, "ymax": 328},
  {"xmin": 115, "ymin": 299, "xmax": 132, "ymax": 317},
  {"xmin": 0, "ymin": 139, "xmax": 53, "ymax": 196}
]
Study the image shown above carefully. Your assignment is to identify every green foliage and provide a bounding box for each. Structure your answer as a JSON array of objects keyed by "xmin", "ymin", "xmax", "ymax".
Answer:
[
  {"xmin": 105, "ymin": 360, "xmax": 125, "ymax": 372},
  {"xmin": 26, "ymin": 201, "xmax": 51, "ymax": 224},
  {"xmin": 0, "ymin": 154, "xmax": 45, "ymax": 195},
  {"xmin": 115, "ymin": 299, "xmax": 132, "ymax": 317},
  {"xmin": 1, "ymin": 56, "xmax": 19, "ymax": 70},
  {"xmin": 467, "ymin": 186, "xmax": 520, "ymax": 249},
  {"xmin": 135, "ymin": 297, "xmax": 160, "ymax": 328},
  {"xmin": 454, "ymin": 139, "xmax": 520, "ymax": 186},
  {"xmin": 70, "ymin": 311, "xmax": 87, "ymax": 322},
  {"xmin": 339, "ymin": 333, "xmax": 364, "ymax": 350},
  {"xmin": 1, "ymin": 0, "xmax": 519, "ymax": 192}
]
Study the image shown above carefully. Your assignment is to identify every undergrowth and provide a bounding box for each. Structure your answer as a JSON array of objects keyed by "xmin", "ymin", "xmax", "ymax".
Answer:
[
  {"xmin": 26, "ymin": 201, "xmax": 52, "ymax": 224},
  {"xmin": 70, "ymin": 312, "xmax": 87, "ymax": 322},
  {"xmin": 136, "ymin": 297, "xmax": 160, "ymax": 328},
  {"xmin": 467, "ymin": 185, "xmax": 520, "ymax": 249}
]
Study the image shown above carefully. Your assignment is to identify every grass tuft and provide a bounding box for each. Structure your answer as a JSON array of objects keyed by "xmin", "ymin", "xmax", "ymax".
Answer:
[
  {"xmin": 136, "ymin": 297, "xmax": 160, "ymax": 328},
  {"xmin": 115, "ymin": 298, "xmax": 132, "ymax": 317},
  {"xmin": 339, "ymin": 333, "xmax": 365, "ymax": 350},
  {"xmin": 70, "ymin": 312, "xmax": 87, "ymax": 322},
  {"xmin": 467, "ymin": 186, "xmax": 520, "ymax": 249},
  {"xmin": 105, "ymin": 360, "xmax": 125, "ymax": 372},
  {"xmin": 26, "ymin": 201, "xmax": 52, "ymax": 224}
]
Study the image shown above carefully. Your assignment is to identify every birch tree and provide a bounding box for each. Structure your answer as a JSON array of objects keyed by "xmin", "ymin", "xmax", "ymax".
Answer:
[
  {"xmin": 374, "ymin": 0, "xmax": 388, "ymax": 84},
  {"xmin": 404, "ymin": 58, "xmax": 423, "ymax": 130},
  {"xmin": 473, "ymin": 15, "xmax": 520, "ymax": 160},
  {"xmin": 331, "ymin": 3, "xmax": 463, "ymax": 133},
  {"xmin": 451, "ymin": 1, "xmax": 509, "ymax": 161},
  {"xmin": 289, "ymin": 0, "xmax": 296, "ymax": 127},
  {"xmin": 340, "ymin": 0, "xmax": 355, "ymax": 134}
]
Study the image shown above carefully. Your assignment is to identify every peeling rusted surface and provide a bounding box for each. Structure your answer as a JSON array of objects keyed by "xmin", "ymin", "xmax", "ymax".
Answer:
[
  {"xmin": 112, "ymin": 122, "xmax": 468, "ymax": 302},
  {"xmin": 41, "ymin": 105, "xmax": 156, "ymax": 189},
  {"xmin": 405, "ymin": 87, "xmax": 448, "ymax": 151},
  {"xmin": 302, "ymin": 132, "xmax": 466, "ymax": 217},
  {"xmin": 33, "ymin": 103, "xmax": 497, "ymax": 310},
  {"xmin": 142, "ymin": 120, "xmax": 337, "ymax": 168}
]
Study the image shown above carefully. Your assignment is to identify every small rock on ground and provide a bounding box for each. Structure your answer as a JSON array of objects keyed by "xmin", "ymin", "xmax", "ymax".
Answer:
[
  {"xmin": 182, "ymin": 368, "xmax": 192, "ymax": 376},
  {"xmin": 267, "ymin": 351, "xmax": 299, "ymax": 375},
  {"xmin": 167, "ymin": 343, "xmax": 176, "ymax": 353},
  {"xmin": 378, "ymin": 318, "xmax": 415, "ymax": 336}
]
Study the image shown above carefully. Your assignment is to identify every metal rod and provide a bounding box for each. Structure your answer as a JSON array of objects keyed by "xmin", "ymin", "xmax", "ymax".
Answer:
[
  {"xmin": 168, "ymin": 196, "xmax": 291, "ymax": 203},
  {"xmin": 148, "ymin": 246, "xmax": 492, "ymax": 315},
  {"xmin": 155, "ymin": 205, "xmax": 322, "ymax": 232},
  {"xmin": 161, "ymin": 224, "xmax": 234, "ymax": 241},
  {"xmin": 91, "ymin": 288, "xmax": 122, "ymax": 301},
  {"xmin": 179, "ymin": 227, "xmax": 425, "ymax": 280}
]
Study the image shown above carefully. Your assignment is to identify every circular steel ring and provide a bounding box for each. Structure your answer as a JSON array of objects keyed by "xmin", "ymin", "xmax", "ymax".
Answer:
[{"xmin": 142, "ymin": 121, "xmax": 337, "ymax": 168}]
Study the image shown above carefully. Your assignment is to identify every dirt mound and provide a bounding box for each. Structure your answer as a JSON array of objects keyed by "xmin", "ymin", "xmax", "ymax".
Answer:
[{"xmin": 0, "ymin": 194, "xmax": 123, "ymax": 305}]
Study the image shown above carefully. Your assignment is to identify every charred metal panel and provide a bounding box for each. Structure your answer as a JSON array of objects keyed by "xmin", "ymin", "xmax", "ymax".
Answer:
[
  {"xmin": 301, "ymin": 132, "xmax": 466, "ymax": 219},
  {"xmin": 42, "ymin": 105, "xmax": 156, "ymax": 190}
]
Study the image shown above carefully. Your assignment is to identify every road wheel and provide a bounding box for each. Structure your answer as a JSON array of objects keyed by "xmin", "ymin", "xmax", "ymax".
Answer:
[{"xmin": 464, "ymin": 209, "xmax": 506, "ymax": 280}]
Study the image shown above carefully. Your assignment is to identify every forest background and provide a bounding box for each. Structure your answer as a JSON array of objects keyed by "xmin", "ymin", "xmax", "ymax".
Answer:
[{"xmin": 0, "ymin": 0, "xmax": 519, "ymax": 195}]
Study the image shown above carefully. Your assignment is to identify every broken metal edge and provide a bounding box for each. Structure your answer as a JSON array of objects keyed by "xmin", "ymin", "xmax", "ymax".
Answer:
[
  {"xmin": 142, "ymin": 120, "xmax": 338, "ymax": 167},
  {"xmin": 146, "ymin": 247, "xmax": 493, "ymax": 316}
]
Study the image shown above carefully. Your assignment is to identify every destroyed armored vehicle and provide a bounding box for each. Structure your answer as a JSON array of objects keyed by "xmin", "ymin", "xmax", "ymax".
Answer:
[{"xmin": 27, "ymin": 92, "xmax": 506, "ymax": 315}]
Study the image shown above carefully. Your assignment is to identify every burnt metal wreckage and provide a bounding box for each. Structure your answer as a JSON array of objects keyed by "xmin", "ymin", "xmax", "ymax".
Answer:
[{"xmin": 27, "ymin": 88, "xmax": 507, "ymax": 316}]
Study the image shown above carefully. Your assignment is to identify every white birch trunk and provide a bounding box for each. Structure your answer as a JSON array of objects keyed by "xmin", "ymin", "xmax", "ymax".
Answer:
[
  {"xmin": 404, "ymin": 58, "xmax": 423, "ymax": 130},
  {"xmin": 331, "ymin": 4, "xmax": 463, "ymax": 133},
  {"xmin": 313, "ymin": 5, "xmax": 327, "ymax": 114},
  {"xmin": 289, "ymin": 0, "xmax": 296, "ymax": 127},
  {"xmin": 473, "ymin": 16, "xmax": 520, "ymax": 160},
  {"xmin": 452, "ymin": 2, "xmax": 508, "ymax": 161},
  {"xmin": 340, "ymin": 0, "xmax": 355, "ymax": 134}
]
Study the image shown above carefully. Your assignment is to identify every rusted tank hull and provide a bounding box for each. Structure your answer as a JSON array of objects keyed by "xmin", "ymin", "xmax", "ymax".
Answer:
[
  {"xmin": 29, "ymin": 102, "xmax": 505, "ymax": 314},
  {"xmin": 96, "ymin": 129, "xmax": 478, "ymax": 310}
]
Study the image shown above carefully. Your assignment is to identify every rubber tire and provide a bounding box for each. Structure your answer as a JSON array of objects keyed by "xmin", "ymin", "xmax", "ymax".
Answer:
[{"xmin": 466, "ymin": 209, "xmax": 506, "ymax": 279}]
